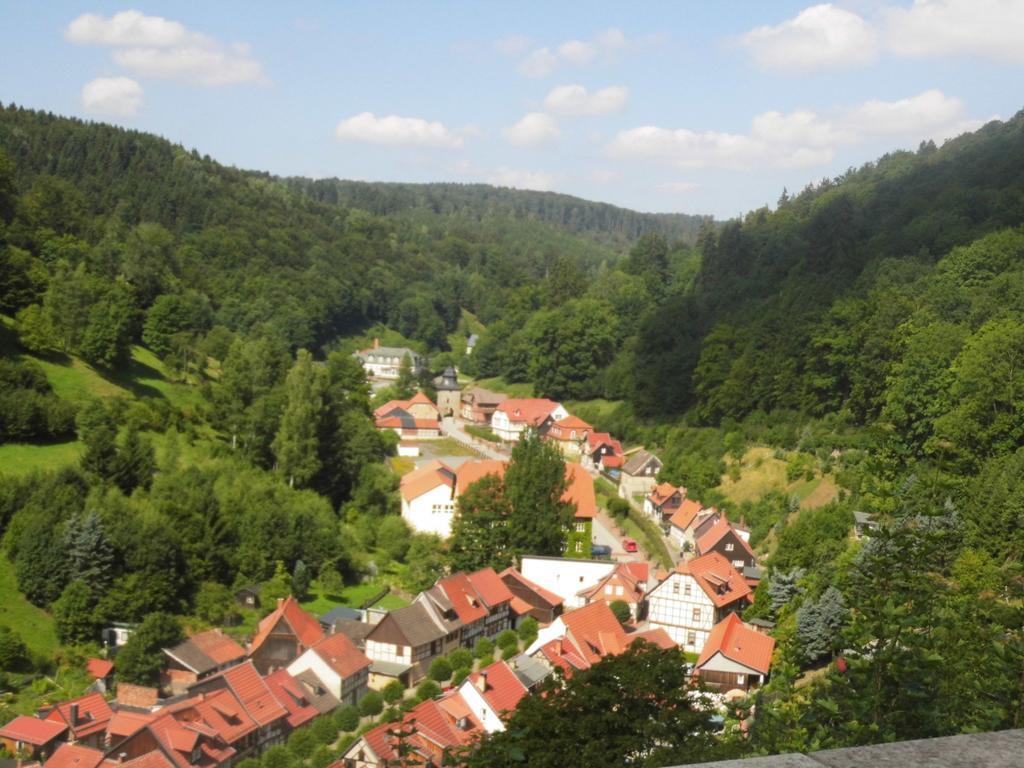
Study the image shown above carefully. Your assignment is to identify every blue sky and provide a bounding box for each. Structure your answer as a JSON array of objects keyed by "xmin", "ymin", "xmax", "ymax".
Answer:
[{"xmin": 1, "ymin": 1, "xmax": 1021, "ymax": 218}]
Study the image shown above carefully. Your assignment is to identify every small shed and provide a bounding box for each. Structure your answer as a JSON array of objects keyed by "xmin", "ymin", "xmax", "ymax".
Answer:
[{"xmin": 235, "ymin": 585, "xmax": 261, "ymax": 609}]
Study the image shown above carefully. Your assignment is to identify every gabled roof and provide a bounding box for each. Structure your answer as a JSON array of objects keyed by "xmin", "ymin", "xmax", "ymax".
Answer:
[
  {"xmin": 454, "ymin": 459, "xmax": 506, "ymax": 496},
  {"xmin": 466, "ymin": 568, "xmax": 513, "ymax": 608},
  {"xmin": 44, "ymin": 692, "xmax": 113, "ymax": 739},
  {"xmin": 207, "ymin": 661, "xmax": 289, "ymax": 727},
  {"xmin": 561, "ymin": 602, "xmax": 629, "ymax": 665},
  {"xmin": 601, "ymin": 454, "xmax": 623, "ymax": 468},
  {"xmin": 182, "ymin": 689, "xmax": 257, "ymax": 745},
  {"xmin": 696, "ymin": 517, "xmax": 757, "ymax": 562},
  {"xmin": 45, "ymin": 743, "xmax": 104, "ymax": 768},
  {"xmin": 535, "ymin": 638, "xmax": 590, "ymax": 676},
  {"xmin": 627, "ymin": 627, "xmax": 676, "ymax": 650},
  {"xmin": 577, "ymin": 562, "xmax": 647, "ymax": 605},
  {"xmin": 0, "ymin": 716, "xmax": 66, "ymax": 745},
  {"xmin": 498, "ymin": 567, "xmax": 564, "ymax": 610},
  {"xmin": 263, "ymin": 670, "xmax": 321, "ymax": 730},
  {"xmin": 250, "ymin": 596, "xmax": 325, "ymax": 655},
  {"xmin": 401, "ymin": 460, "xmax": 456, "ymax": 501},
  {"xmin": 165, "ymin": 630, "xmax": 246, "ymax": 675},
  {"xmin": 585, "ymin": 431, "xmax": 622, "ymax": 455},
  {"xmin": 621, "ymin": 449, "xmax": 660, "ymax": 475},
  {"xmin": 106, "ymin": 711, "xmax": 156, "ymax": 741},
  {"xmin": 673, "ymin": 552, "xmax": 752, "ymax": 608},
  {"xmin": 368, "ymin": 602, "xmax": 448, "ymax": 648},
  {"xmin": 310, "ymin": 633, "xmax": 372, "ymax": 678},
  {"xmin": 85, "ymin": 658, "xmax": 113, "ymax": 680},
  {"xmin": 695, "ymin": 613, "xmax": 775, "ymax": 676},
  {"xmin": 355, "ymin": 695, "xmax": 481, "ymax": 764},
  {"xmin": 110, "ymin": 752, "xmax": 177, "ymax": 768},
  {"xmin": 549, "ymin": 415, "xmax": 593, "ymax": 436},
  {"xmin": 437, "ymin": 573, "xmax": 489, "ymax": 624},
  {"xmin": 495, "ymin": 398, "xmax": 561, "ymax": 425},
  {"xmin": 648, "ymin": 482, "xmax": 684, "ymax": 506},
  {"xmin": 375, "ymin": 413, "xmax": 440, "ymax": 431},
  {"xmin": 461, "ymin": 387, "xmax": 507, "ymax": 407},
  {"xmin": 562, "ymin": 463, "xmax": 596, "ymax": 520},
  {"xmin": 467, "ymin": 660, "xmax": 528, "ymax": 717},
  {"xmin": 669, "ymin": 499, "xmax": 705, "ymax": 531}
]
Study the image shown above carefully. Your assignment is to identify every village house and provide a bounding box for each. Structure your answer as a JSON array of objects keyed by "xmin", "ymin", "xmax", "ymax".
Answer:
[
  {"xmin": 695, "ymin": 516, "xmax": 759, "ymax": 572},
  {"xmin": 519, "ymin": 556, "xmax": 620, "ymax": 612},
  {"xmin": 490, "ymin": 398, "xmax": 567, "ymax": 442},
  {"xmin": 575, "ymin": 561, "xmax": 649, "ymax": 621},
  {"xmin": 459, "ymin": 386, "xmax": 507, "ymax": 424},
  {"xmin": 617, "ymin": 450, "xmax": 663, "ymax": 500},
  {"xmin": 162, "ymin": 630, "xmax": 247, "ymax": 694},
  {"xmin": 543, "ymin": 415, "xmax": 592, "ymax": 456},
  {"xmin": 498, "ymin": 567, "xmax": 564, "ymax": 626},
  {"xmin": 646, "ymin": 552, "xmax": 753, "ymax": 654},
  {"xmin": 263, "ymin": 669, "xmax": 328, "ymax": 734},
  {"xmin": 667, "ymin": 498, "xmax": 708, "ymax": 551},
  {"xmin": 0, "ymin": 716, "xmax": 67, "ymax": 761},
  {"xmin": 41, "ymin": 692, "xmax": 114, "ymax": 750},
  {"xmin": 373, "ymin": 392, "xmax": 441, "ymax": 440},
  {"xmin": 85, "ymin": 658, "xmax": 114, "ymax": 694},
  {"xmin": 363, "ymin": 601, "xmax": 458, "ymax": 687},
  {"xmin": 353, "ymin": 339, "xmax": 426, "ymax": 380},
  {"xmin": 103, "ymin": 706, "xmax": 237, "ymax": 768},
  {"xmin": 247, "ymin": 596, "xmax": 325, "ymax": 674},
  {"xmin": 43, "ymin": 743, "xmax": 104, "ymax": 768},
  {"xmin": 580, "ymin": 431, "xmax": 624, "ymax": 473},
  {"xmin": 399, "ymin": 460, "xmax": 457, "ymax": 537},
  {"xmin": 643, "ymin": 482, "xmax": 686, "ymax": 524},
  {"xmin": 286, "ymin": 633, "xmax": 371, "ymax": 707},
  {"xmin": 455, "ymin": 660, "xmax": 529, "ymax": 734},
  {"xmin": 693, "ymin": 613, "xmax": 776, "ymax": 693}
]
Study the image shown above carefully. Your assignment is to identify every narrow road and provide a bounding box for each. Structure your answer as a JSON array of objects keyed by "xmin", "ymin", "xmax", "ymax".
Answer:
[{"xmin": 440, "ymin": 416, "xmax": 510, "ymax": 461}]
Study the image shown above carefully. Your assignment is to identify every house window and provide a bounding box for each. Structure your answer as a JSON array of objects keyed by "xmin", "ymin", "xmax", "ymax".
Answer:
[
  {"xmin": 575, "ymin": 522, "xmax": 585, "ymax": 533},
  {"xmin": 692, "ymin": 607, "xmax": 701, "ymax": 622},
  {"xmin": 725, "ymin": 542, "xmax": 734, "ymax": 552},
  {"xmin": 733, "ymin": 560, "xmax": 745, "ymax": 568},
  {"xmin": 687, "ymin": 631, "xmax": 696, "ymax": 645},
  {"xmin": 574, "ymin": 541, "xmax": 582, "ymax": 553},
  {"xmin": 672, "ymin": 581, "xmax": 680, "ymax": 594},
  {"xmin": 615, "ymin": 585, "xmax": 623, "ymax": 596},
  {"xmin": 605, "ymin": 585, "xmax": 613, "ymax": 595},
  {"xmin": 684, "ymin": 581, "xmax": 692, "ymax": 596}
]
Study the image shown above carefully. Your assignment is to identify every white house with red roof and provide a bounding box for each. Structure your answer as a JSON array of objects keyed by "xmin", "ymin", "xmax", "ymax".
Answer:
[
  {"xmin": 543, "ymin": 415, "xmax": 592, "ymax": 455},
  {"xmin": 668, "ymin": 498, "xmax": 710, "ymax": 551},
  {"xmin": 247, "ymin": 597, "xmax": 325, "ymax": 674},
  {"xmin": 286, "ymin": 633, "xmax": 371, "ymax": 707},
  {"xmin": 575, "ymin": 562, "xmax": 650, "ymax": 620},
  {"xmin": 372, "ymin": 392, "xmax": 440, "ymax": 440},
  {"xmin": 693, "ymin": 613, "xmax": 775, "ymax": 693},
  {"xmin": 456, "ymin": 660, "xmax": 529, "ymax": 734},
  {"xmin": 520, "ymin": 556, "xmax": 621, "ymax": 612},
  {"xmin": 646, "ymin": 552, "xmax": 753, "ymax": 653},
  {"xmin": 581, "ymin": 431, "xmax": 624, "ymax": 472},
  {"xmin": 399, "ymin": 460, "xmax": 457, "ymax": 537},
  {"xmin": 490, "ymin": 398, "xmax": 567, "ymax": 442},
  {"xmin": 644, "ymin": 482, "xmax": 686, "ymax": 523}
]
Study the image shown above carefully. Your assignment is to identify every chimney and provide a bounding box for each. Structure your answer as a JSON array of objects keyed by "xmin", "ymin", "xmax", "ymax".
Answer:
[
  {"xmin": 277, "ymin": 597, "xmax": 284, "ymax": 608},
  {"xmin": 118, "ymin": 754, "xmax": 128, "ymax": 764},
  {"xmin": 373, "ymin": 337, "xmax": 380, "ymax": 349},
  {"xmin": 70, "ymin": 703, "xmax": 79, "ymax": 726},
  {"xmin": 475, "ymin": 670, "xmax": 488, "ymax": 693}
]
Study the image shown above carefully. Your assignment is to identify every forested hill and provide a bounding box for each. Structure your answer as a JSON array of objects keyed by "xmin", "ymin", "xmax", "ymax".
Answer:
[{"xmin": 282, "ymin": 178, "xmax": 710, "ymax": 246}]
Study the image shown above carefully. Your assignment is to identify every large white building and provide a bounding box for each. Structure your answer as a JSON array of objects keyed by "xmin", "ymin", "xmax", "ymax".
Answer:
[
  {"xmin": 353, "ymin": 339, "xmax": 426, "ymax": 380},
  {"xmin": 519, "ymin": 556, "xmax": 617, "ymax": 611},
  {"xmin": 286, "ymin": 633, "xmax": 371, "ymax": 707},
  {"xmin": 490, "ymin": 399, "xmax": 567, "ymax": 442},
  {"xmin": 646, "ymin": 552, "xmax": 752, "ymax": 654}
]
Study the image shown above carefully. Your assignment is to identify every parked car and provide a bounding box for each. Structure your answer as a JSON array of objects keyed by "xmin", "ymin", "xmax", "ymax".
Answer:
[
  {"xmin": 590, "ymin": 543, "xmax": 612, "ymax": 558},
  {"xmin": 623, "ymin": 537, "xmax": 638, "ymax": 553}
]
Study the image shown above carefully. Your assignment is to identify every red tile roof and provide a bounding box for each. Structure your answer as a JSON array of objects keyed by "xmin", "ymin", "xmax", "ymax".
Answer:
[
  {"xmin": 696, "ymin": 517, "xmax": 757, "ymax": 562},
  {"xmin": 454, "ymin": 459, "xmax": 507, "ymax": 496},
  {"xmin": 586, "ymin": 431, "xmax": 623, "ymax": 456},
  {"xmin": 401, "ymin": 460, "xmax": 456, "ymax": 501},
  {"xmin": 561, "ymin": 602, "xmax": 629, "ymax": 665},
  {"xmin": 250, "ymin": 597, "xmax": 324, "ymax": 656},
  {"xmin": 467, "ymin": 660, "xmax": 528, "ymax": 717},
  {"xmin": 437, "ymin": 572, "xmax": 489, "ymax": 624},
  {"xmin": 112, "ymin": 752, "xmax": 177, "ymax": 768},
  {"xmin": 467, "ymin": 568, "xmax": 513, "ymax": 608},
  {"xmin": 627, "ymin": 628, "xmax": 676, "ymax": 650},
  {"xmin": 184, "ymin": 689, "xmax": 258, "ymax": 745},
  {"xmin": 85, "ymin": 658, "xmax": 113, "ymax": 679},
  {"xmin": 601, "ymin": 454, "xmax": 623, "ymax": 468},
  {"xmin": 45, "ymin": 743, "xmax": 104, "ymax": 768},
  {"xmin": 263, "ymin": 670, "xmax": 318, "ymax": 730},
  {"xmin": 696, "ymin": 613, "xmax": 775, "ymax": 675},
  {"xmin": 106, "ymin": 711, "xmax": 156, "ymax": 740},
  {"xmin": 495, "ymin": 398, "xmax": 561, "ymax": 425},
  {"xmin": 669, "ymin": 498, "xmax": 705, "ymax": 531},
  {"xmin": 45, "ymin": 692, "xmax": 113, "ymax": 739},
  {"xmin": 372, "ymin": 393, "xmax": 438, "ymax": 419},
  {"xmin": 311, "ymin": 633, "xmax": 372, "ymax": 678},
  {"xmin": 188, "ymin": 630, "xmax": 247, "ymax": 666},
  {"xmin": 676, "ymin": 552, "xmax": 752, "ymax": 608},
  {"xmin": 563, "ymin": 463, "xmax": 596, "ymax": 520},
  {"xmin": 577, "ymin": 564, "xmax": 645, "ymax": 605},
  {"xmin": 356, "ymin": 695, "xmax": 480, "ymax": 764},
  {"xmin": 217, "ymin": 661, "xmax": 289, "ymax": 727},
  {"xmin": 498, "ymin": 568, "xmax": 564, "ymax": 609},
  {"xmin": 536, "ymin": 638, "xmax": 591, "ymax": 676},
  {"xmin": 0, "ymin": 716, "xmax": 67, "ymax": 745}
]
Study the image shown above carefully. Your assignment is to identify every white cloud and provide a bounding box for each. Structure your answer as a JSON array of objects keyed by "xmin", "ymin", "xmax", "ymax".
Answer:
[
  {"xmin": 884, "ymin": 0, "xmax": 1024, "ymax": 63},
  {"xmin": 740, "ymin": 4, "xmax": 879, "ymax": 71},
  {"xmin": 544, "ymin": 84, "xmax": 629, "ymax": 116},
  {"xmin": 659, "ymin": 181, "xmax": 699, "ymax": 193},
  {"xmin": 66, "ymin": 10, "xmax": 264, "ymax": 86},
  {"xmin": 607, "ymin": 90, "xmax": 981, "ymax": 170},
  {"xmin": 496, "ymin": 34, "xmax": 532, "ymax": 55},
  {"xmin": 335, "ymin": 112, "xmax": 464, "ymax": 148},
  {"xmin": 486, "ymin": 166, "xmax": 556, "ymax": 191},
  {"xmin": 81, "ymin": 76, "xmax": 143, "ymax": 116},
  {"xmin": 517, "ymin": 27, "xmax": 632, "ymax": 78},
  {"xmin": 504, "ymin": 112, "xmax": 560, "ymax": 145}
]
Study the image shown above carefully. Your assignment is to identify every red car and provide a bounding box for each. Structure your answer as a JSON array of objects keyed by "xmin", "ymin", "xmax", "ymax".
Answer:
[{"xmin": 623, "ymin": 537, "xmax": 638, "ymax": 553}]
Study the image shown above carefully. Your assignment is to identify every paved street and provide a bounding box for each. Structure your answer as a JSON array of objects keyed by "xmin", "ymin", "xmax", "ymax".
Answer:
[{"xmin": 439, "ymin": 416, "xmax": 510, "ymax": 460}]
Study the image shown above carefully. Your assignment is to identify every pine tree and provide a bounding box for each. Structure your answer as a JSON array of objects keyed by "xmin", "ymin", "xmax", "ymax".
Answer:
[
  {"xmin": 395, "ymin": 354, "xmax": 416, "ymax": 399},
  {"xmin": 272, "ymin": 349, "xmax": 325, "ymax": 488},
  {"xmin": 291, "ymin": 560, "xmax": 310, "ymax": 600},
  {"xmin": 81, "ymin": 423, "xmax": 119, "ymax": 483},
  {"xmin": 767, "ymin": 568, "xmax": 805, "ymax": 614},
  {"xmin": 64, "ymin": 510, "xmax": 115, "ymax": 594},
  {"xmin": 114, "ymin": 427, "xmax": 156, "ymax": 494},
  {"xmin": 52, "ymin": 579, "xmax": 99, "ymax": 644}
]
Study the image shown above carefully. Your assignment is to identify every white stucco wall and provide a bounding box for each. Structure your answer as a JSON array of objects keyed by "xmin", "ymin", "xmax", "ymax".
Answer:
[
  {"xmin": 520, "ymin": 557, "xmax": 616, "ymax": 610},
  {"xmin": 287, "ymin": 649, "xmax": 342, "ymax": 700},
  {"xmin": 402, "ymin": 484, "xmax": 455, "ymax": 538}
]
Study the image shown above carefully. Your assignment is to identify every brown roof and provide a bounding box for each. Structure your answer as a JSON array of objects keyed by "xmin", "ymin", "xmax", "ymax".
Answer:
[
  {"xmin": 367, "ymin": 602, "xmax": 447, "ymax": 649},
  {"xmin": 696, "ymin": 517, "xmax": 757, "ymax": 562},
  {"xmin": 499, "ymin": 567, "xmax": 564, "ymax": 609},
  {"xmin": 621, "ymin": 450, "xmax": 660, "ymax": 476},
  {"xmin": 165, "ymin": 630, "xmax": 246, "ymax": 675},
  {"xmin": 696, "ymin": 613, "xmax": 775, "ymax": 675}
]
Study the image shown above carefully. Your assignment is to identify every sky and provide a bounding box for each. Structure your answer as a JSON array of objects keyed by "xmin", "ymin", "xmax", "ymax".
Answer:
[{"xmin": 1, "ymin": 1, "xmax": 1022, "ymax": 218}]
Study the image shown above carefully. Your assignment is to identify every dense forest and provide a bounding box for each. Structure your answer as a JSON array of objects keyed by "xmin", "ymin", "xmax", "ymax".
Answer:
[{"xmin": 1, "ymin": 101, "xmax": 1023, "ymax": 761}]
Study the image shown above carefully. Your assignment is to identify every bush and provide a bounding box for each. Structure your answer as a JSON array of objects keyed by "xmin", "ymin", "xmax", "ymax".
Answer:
[
  {"xmin": 262, "ymin": 745, "xmax": 294, "ymax": 768},
  {"xmin": 452, "ymin": 666, "xmax": 471, "ymax": 686},
  {"xmin": 428, "ymin": 656, "xmax": 452, "ymax": 682},
  {"xmin": 607, "ymin": 497, "xmax": 631, "ymax": 519},
  {"xmin": 517, "ymin": 617, "xmax": 539, "ymax": 643},
  {"xmin": 311, "ymin": 715, "xmax": 338, "ymax": 744},
  {"xmin": 287, "ymin": 728, "xmax": 317, "ymax": 759},
  {"xmin": 334, "ymin": 705, "xmax": 360, "ymax": 732},
  {"xmin": 358, "ymin": 691, "xmax": 384, "ymax": 718},
  {"xmin": 497, "ymin": 629, "xmax": 518, "ymax": 650},
  {"xmin": 337, "ymin": 734, "xmax": 357, "ymax": 754},
  {"xmin": 415, "ymin": 679, "xmax": 441, "ymax": 701},
  {"xmin": 310, "ymin": 745, "xmax": 334, "ymax": 768},
  {"xmin": 476, "ymin": 653, "xmax": 494, "ymax": 669},
  {"xmin": 448, "ymin": 648, "xmax": 472, "ymax": 669},
  {"xmin": 609, "ymin": 600, "xmax": 631, "ymax": 625},
  {"xmin": 473, "ymin": 637, "xmax": 493, "ymax": 659},
  {"xmin": 381, "ymin": 707, "xmax": 402, "ymax": 724},
  {"xmin": 382, "ymin": 679, "xmax": 405, "ymax": 705}
]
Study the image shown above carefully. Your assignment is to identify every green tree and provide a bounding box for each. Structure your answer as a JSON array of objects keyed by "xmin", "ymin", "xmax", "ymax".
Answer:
[
  {"xmin": 334, "ymin": 705, "xmax": 360, "ymax": 732},
  {"xmin": 64, "ymin": 509, "xmax": 115, "ymax": 594},
  {"xmin": 609, "ymin": 600, "xmax": 631, "ymax": 626},
  {"xmin": 116, "ymin": 612, "xmax": 184, "ymax": 685},
  {"xmin": 272, "ymin": 349, "xmax": 326, "ymax": 488},
  {"xmin": 80, "ymin": 281, "xmax": 137, "ymax": 368},
  {"xmin": 261, "ymin": 745, "xmax": 294, "ymax": 768},
  {"xmin": 428, "ymin": 656, "xmax": 452, "ymax": 682},
  {"xmin": 504, "ymin": 432, "xmax": 572, "ymax": 558},
  {"xmin": 448, "ymin": 648, "xmax": 473, "ymax": 670},
  {"xmin": 287, "ymin": 728, "xmax": 317, "ymax": 759},
  {"xmin": 473, "ymin": 637, "xmax": 494, "ymax": 660},
  {"xmin": 517, "ymin": 616, "xmax": 539, "ymax": 645},
  {"xmin": 114, "ymin": 427, "xmax": 156, "ymax": 494},
  {"xmin": 291, "ymin": 560, "xmax": 311, "ymax": 600},
  {"xmin": 382, "ymin": 679, "xmax": 406, "ymax": 705},
  {"xmin": 0, "ymin": 627, "xmax": 31, "ymax": 672},
  {"xmin": 448, "ymin": 474, "xmax": 512, "ymax": 572},
  {"xmin": 52, "ymin": 580, "xmax": 99, "ymax": 644},
  {"xmin": 359, "ymin": 690, "xmax": 384, "ymax": 718},
  {"xmin": 81, "ymin": 423, "xmax": 119, "ymax": 484},
  {"xmin": 194, "ymin": 582, "xmax": 239, "ymax": 625},
  {"xmin": 415, "ymin": 679, "xmax": 441, "ymax": 702},
  {"xmin": 395, "ymin": 355, "xmax": 416, "ymax": 400}
]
